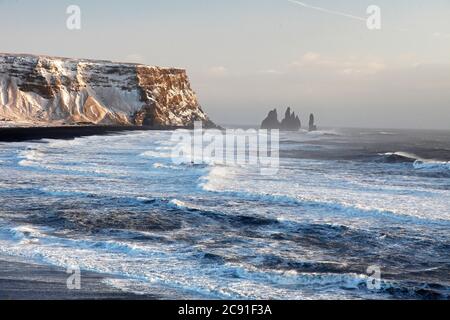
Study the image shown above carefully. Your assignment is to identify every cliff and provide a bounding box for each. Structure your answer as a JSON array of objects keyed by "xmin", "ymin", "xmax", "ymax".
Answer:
[{"xmin": 0, "ymin": 53, "xmax": 214, "ymax": 127}]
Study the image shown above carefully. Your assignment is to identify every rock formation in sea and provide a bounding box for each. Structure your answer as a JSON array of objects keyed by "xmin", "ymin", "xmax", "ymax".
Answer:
[
  {"xmin": 308, "ymin": 113, "xmax": 318, "ymax": 131},
  {"xmin": 280, "ymin": 107, "xmax": 301, "ymax": 131},
  {"xmin": 0, "ymin": 53, "xmax": 215, "ymax": 128},
  {"xmin": 261, "ymin": 108, "xmax": 280, "ymax": 129},
  {"xmin": 261, "ymin": 107, "xmax": 301, "ymax": 131}
]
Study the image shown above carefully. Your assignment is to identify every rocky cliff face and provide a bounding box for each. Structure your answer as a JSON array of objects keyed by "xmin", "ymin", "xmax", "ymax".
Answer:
[{"xmin": 0, "ymin": 53, "xmax": 214, "ymax": 127}]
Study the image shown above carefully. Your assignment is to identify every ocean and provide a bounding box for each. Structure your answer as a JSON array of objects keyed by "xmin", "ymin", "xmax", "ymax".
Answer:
[{"xmin": 0, "ymin": 127, "xmax": 449, "ymax": 299}]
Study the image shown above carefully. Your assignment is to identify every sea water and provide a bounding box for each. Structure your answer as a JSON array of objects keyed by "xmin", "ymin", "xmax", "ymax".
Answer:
[{"xmin": 0, "ymin": 128, "xmax": 449, "ymax": 299}]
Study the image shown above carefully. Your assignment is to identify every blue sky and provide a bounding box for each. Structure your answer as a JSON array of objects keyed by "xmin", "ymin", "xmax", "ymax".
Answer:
[{"xmin": 1, "ymin": 0, "xmax": 449, "ymax": 129}]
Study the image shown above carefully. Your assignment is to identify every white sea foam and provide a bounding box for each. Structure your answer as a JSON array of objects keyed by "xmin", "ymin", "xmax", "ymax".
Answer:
[
  {"xmin": 378, "ymin": 131, "xmax": 396, "ymax": 135},
  {"xmin": 381, "ymin": 151, "xmax": 422, "ymax": 161},
  {"xmin": 153, "ymin": 162, "xmax": 167, "ymax": 169},
  {"xmin": 17, "ymin": 148, "xmax": 44, "ymax": 167},
  {"xmin": 18, "ymin": 160, "xmax": 37, "ymax": 167},
  {"xmin": 152, "ymin": 162, "xmax": 183, "ymax": 170},
  {"xmin": 413, "ymin": 160, "xmax": 450, "ymax": 172},
  {"xmin": 0, "ymin": 224, "xmax": 398, "ymax": 299},
  {"xmin": 306, "ymin": 130, "xmax": 341, "ymax": 137},
  {"xmin": 140, "ymin": 150, "xmax": 172, "ymax": 159},
  {"xmin": 169, "ymin": 199, "xmax": 190, "ymax": 209},
  {"xmin": 168, "ymin": 199, "xmax": 203, "ymax": 211},
  {"xmin": 1, "ymin": 129, "xmax": 449, "ymax": 299},
  {"xmin": 199, "ymin": 157, "xmax": 450, "ymax": 222}
]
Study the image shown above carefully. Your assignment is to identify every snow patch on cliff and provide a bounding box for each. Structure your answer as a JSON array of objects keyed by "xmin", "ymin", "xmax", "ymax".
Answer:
[{"xmin": 0, "ymin": 53, "xmax": 211, "ymax": 127}]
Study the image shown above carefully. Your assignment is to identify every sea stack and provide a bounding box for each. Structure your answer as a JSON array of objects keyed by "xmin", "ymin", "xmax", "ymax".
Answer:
[
  {"xmin": 280, "ymin": 107, "xmax": 301, "ymax": 131},
  {"xmin": 261, "ymin": 108, "xmax": 281, "ymax": 130},
  {"xmin": 0, "ymin": 53, "xmax": 215, "ymax": 128},
  {"xmin": 261, "ymin": 107, "xmax": 301, "ymax": 131},
  {"xmin": 308, "ymin": 113, "xmax": 318, "ymax": 131}
]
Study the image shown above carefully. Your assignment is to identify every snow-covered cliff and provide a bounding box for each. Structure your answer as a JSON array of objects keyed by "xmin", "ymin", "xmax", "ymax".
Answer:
[{"xmin": 0, "ymin": 53, "xmax": 214, "ymax": 127}]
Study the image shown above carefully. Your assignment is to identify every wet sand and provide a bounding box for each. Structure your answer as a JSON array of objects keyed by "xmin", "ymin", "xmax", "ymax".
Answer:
[{"xmin": 0, "ymin": 255, "xmax": 156, "ymax": 300}]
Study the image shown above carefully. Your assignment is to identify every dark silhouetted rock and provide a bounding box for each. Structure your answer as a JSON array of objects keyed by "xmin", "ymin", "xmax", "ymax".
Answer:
[
  {"xmin": 261, "ymin": 107, "xmax": 301, "ymax": 131},
  {"xmin": 280, "ymin": 107, "xmax": 301, "ymax": 131},
  {"xmin": 309, "ymin": 113, "xmax": 318, "ymax": 131},
  {"xmin": 261, "ymin": 109, "xmax": 281, "ymax": 129}
]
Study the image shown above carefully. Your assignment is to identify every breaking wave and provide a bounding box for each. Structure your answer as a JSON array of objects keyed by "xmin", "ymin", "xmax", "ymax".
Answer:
[
  {"xmin": 379, "ymin": 151, "xmax": 450, "ymax": 176},
  {"xmin": 1, "ymin": 128, "xmax": 450, "ymax": 299},
  {"xmin": 413, "ymin": 160, "xmax": 450, "ymax": 172},
  {"xmin": 306, "ymin": 130, "xmax": 341, "ymax": 137},
  {"xmin": 379, "ymin": 151, "xmax": 422, "ymax": 163}
]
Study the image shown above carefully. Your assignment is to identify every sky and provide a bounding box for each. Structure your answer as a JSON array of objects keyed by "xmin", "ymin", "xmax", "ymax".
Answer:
[{"xmin": 0, "ymin": 0, "xmax": 449, "ymax": 129}]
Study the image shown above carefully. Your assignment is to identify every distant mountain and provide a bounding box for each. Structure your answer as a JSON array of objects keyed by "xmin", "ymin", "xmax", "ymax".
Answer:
[{"xmin": 0, "ymin": 53, "xmax": 215, "ymax": 128}]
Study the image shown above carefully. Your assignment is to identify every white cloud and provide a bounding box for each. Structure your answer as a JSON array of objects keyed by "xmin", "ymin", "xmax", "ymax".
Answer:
[
  {"xmin": 432, "ymin": 32, "xmax": 450, "ymax": 39},
  {"xmin": 291, "ymin": 52, "xmax": 386, "ymax": 75},
  {"xmin": 300, "ymin": 52, "xmax": 321, "ymax": 63},
  {"xmin": 207, "ymin": 66, "xmax": 228, "ymax": 76},
  {"xmin": 259, "ymin": 69, "xmax": 282, "ymax": 75}
]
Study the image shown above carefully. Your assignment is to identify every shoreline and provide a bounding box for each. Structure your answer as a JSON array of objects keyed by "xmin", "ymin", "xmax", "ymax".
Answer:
[
  {"xmin": 0, "ymin": 254, "xmax": 156, "ymax": 300},
  {"xmin": 0, "ymin": 125, "xmax": 187, "ymax": 142}
]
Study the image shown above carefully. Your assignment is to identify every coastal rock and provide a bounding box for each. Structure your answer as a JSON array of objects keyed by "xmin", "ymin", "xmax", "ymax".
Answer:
[
  {"xmin": 0, "ymin": 53, "xmax": 214, "ymax": 128},
  {"xmin": 261, "ymin": 109, "xmax": 280, "ymax": 129},
  {"xmin": 309, "ymin": 113, "xmax": 318, "ymax": 131},
  {"xmin": 280, "ymin": 107, "xmax": 301, "ymax": 131},
  {"xmin": 261, "ymin": 107, "xmax": 301, "ymax": 131}
]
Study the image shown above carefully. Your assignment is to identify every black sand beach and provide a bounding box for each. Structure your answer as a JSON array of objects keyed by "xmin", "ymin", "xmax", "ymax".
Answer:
[
  {"xmin": 0, "ymin": 125, "xmax": 186, "ymax": 142},
  {"xmin": 0, "ymin": 255, "xmax": 155, "ymax": 300}
]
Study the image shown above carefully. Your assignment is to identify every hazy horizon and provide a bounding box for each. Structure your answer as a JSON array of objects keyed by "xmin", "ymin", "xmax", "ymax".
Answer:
[{"xmin": 1, "ymin": 0, "xmax": 449, "ymax": 130}]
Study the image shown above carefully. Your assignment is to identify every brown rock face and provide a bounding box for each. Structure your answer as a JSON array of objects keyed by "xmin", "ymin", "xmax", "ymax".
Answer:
[
  {"xmin": 135, "ymin": 66, "xmax": 207, "ymax": 127},
  {"xmin": 0, "ymin": 53, "xmax": 214, "ymax": 127}
]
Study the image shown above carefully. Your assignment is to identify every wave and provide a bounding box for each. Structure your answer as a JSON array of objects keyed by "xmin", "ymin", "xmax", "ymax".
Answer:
[
  {"xmin": 19, "ymin": 149, "xmax": 44, "ymax": 161},
  {"xmin": 18, "ymin": 160, "xmax": 37, "ymax": 167},
  {"xmin": 413, "ymin": 160, "xmax": 450, "ymax": 172},
  {"xmin": 140, "ymin": 150, "xmax": 172, "ymax": 159},
  {"xmin": 219, "ymin": 264, "xmax": 449, "ymax": 299},
  {"xmin": 152, "ymin": 162, "xmax": 183, "ymax": 170},
  {"xmin": 0, "ymin": 222, "xmax": 163, "ymax": 257},
  {"xmin": 17, "ymin": 148, "xmax": 44, "ymax": 167},
  {"xmin": 378, "ymin": 131, "xmax": 396, "ymax": 135},
  {"xmin": 379, "ymin": 151, "xmax": 450, "ymax": 176},
  {"xmin": 97, "ymin": 261, "xmax": 450, "ymax": 299},
  {"xmin": 169, "ymin": 199, "xmax": 196, "ymax": 210},
  {"xmin": 200, "ymin": 176, "xmax": 450, "ymax": 224},
  {"xmin": 306, "ymin": 130, "xmax": 341, "ymax": 137},
  {"xmin": 233, "ymin": 267, "xmax": 374, "ymax": 289},
  {"xmin": 7, "ymin": 225, "xmax": 44, "ymax": 241},
  {"xmin": 379, "ymin": 151, "xmax": 422, "ymax": 163},
  {"xmin": 1, "ymin": 218, "xmax": 448, "ymax": 299}
]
